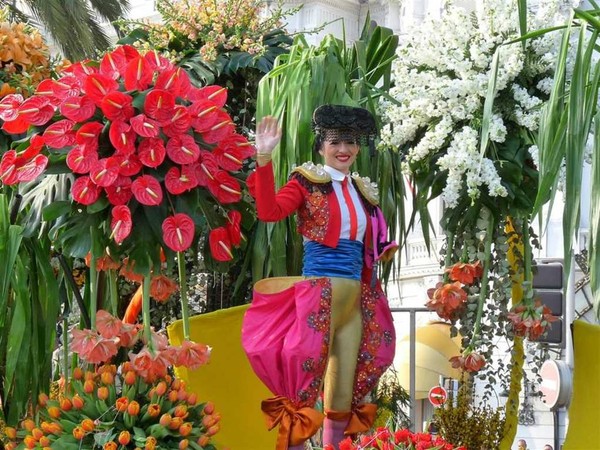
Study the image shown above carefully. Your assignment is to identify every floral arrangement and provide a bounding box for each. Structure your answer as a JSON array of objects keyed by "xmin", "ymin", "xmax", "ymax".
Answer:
[
  {"xmin": 0, "ymin": 7, "xmax": 56, "ymax": 98},
  {"xmin": 0, "ymin": 44, "xmax": 253, "ymax": 270},
  {"xmin": 2, "ymin": 310, "xmax": 218, "ymax": 450},
  {"xmin": 122, "ymin": 0, "xmax": 293, "ymax": 63},
  {"xmin": 322, "ymin": 426, "xmax": 464, "ymax": 450}
]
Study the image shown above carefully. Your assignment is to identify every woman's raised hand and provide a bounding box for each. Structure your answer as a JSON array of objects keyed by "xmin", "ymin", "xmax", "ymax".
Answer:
[{"xmin": 255, "ymin": 116, "xmax": 282, "ymax": 156}]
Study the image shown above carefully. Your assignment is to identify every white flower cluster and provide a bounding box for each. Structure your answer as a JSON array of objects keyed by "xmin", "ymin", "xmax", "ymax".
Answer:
[{"xmin": 379, "ymin": 0, "xmax": 578, "ymax": 209}]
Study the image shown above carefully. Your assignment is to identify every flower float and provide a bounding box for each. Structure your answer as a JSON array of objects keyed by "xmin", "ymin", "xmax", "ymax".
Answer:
[{"xmin": 2, "ymin": 311, "xmax": 218, "ymax": 450}]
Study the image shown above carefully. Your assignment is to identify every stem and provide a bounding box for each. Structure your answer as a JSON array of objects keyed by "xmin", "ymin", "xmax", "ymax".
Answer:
[
  {"xmin": 62, "ymin": 316, "xmax": 69, "ymax": 386},
  {"xmin": 443, "ymin": 231, "xmax": 454, "ymax": 283},
  {"xmin": 142, "ymin": 274, "xmax": 153, "ymax": 352},
  {"xmin": 470, "ymin": 213, "xmax": 494, "ymax": 346},
  {"xmin": 177, "ymin": 252, "xmax": 190, "ymax": 340},
  {"xmin": 89, "ymin": 227, "xmax": 98, "ymax": 330},
  {"xmin": 522, "ymin": 218, "xmax": 533, "ymax": 306},
  {"xmin": 108, "ymin": 269, "xmax": 118, "ymax": 317}
]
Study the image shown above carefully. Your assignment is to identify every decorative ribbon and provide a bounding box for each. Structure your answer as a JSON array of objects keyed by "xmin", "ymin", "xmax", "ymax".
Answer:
[
  {"xmin": 326, "ymin": 403, "xmax": 378, "ymax": 435},
  {"xmin": 261, "ymin": 396, "xmax": 324, "ymax": 449}
]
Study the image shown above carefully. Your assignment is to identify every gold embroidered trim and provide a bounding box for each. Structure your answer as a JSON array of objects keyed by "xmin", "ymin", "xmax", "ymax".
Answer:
[
  {"xmin": 352, "ymin": 173, "xmax": 379, "ymax": 206},
  {"xmin": 291, "ymin": 162, "xmax": 331, "ymax": 184}
]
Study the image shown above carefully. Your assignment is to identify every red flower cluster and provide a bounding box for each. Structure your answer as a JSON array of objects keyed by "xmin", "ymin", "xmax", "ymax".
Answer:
[
  {"xmin": 446, "ymin": 260, "xmax": 483, "ymax": 285},
  {"xmin": 0, "ymin": 45, "xmax": 254, "ymax": 255},
  {"xmin": 507, "ymin": 300, "xmax": 558, "ymax": 341},
  {"xmin": 324, "ymin": 426, "xmax": 464, "ymax": 450},
  {"xmin": 71, "ymin": 310, "xmax": 211, "ymax": 382},
  {"xmin": 449, "ymin": 351, "xmax": 486, "ymax": 373}
]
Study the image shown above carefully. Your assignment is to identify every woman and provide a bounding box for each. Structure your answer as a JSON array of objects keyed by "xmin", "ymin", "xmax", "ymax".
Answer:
[{"xmin": 242, "ymin": 105, "xmax": 397, "ymax": 450}]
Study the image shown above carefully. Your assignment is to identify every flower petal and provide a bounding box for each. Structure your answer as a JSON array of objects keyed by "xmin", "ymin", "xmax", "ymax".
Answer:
[
  {"xmin": 131, "ymin": 175, "xmax": 163, "ymax": 206},
  {"xmin": 162, "ymin": 213, "xmax": 195, "ymax": 252},
  {"xmin": 166, "ymin": 134, "xmax": 200, "ymax": 165},
  {"xmin": 71, "ymin": 176, "xmax": 102, "ymax": 205},
  {"xmin": 208, "ymin": 227, "xmax": 234, "ymax": 262},
  {"xmin": 111, "ymin": 205, "xmax": 133, "ymax": 244}
]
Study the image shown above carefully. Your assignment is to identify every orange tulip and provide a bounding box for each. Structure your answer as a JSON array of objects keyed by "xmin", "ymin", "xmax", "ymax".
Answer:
[
  {"xmin": 72, "ymin": 394, "xmax": 85, "ymax": 409},
  {"xmin": 97, "ymin": 386, "xmax": 109, "ymax": 401},
  {"xmin": 118, "ymin": 430, "xmax": 131, "ymax": 445},
  {"xmin": 115, "ymin": 397, "xmax": 129, "ymax": 412},
  {"xmin": 81, "ymin": 418, "xmax": 95, "ymax": 432},
  {"xmin": 127, "ymin": 400, "xmax": 140, "ymax": 416},
  {"xmin": 72, "ymin": 426, "xmax": 86, "ymax": 440},
  {"xmin": 179, "ymin": 422, "xmax": 193, "ymax": 437},
  {"xmin": 60, "ymin": 397, "xmax": 73, "ymax": 411}
]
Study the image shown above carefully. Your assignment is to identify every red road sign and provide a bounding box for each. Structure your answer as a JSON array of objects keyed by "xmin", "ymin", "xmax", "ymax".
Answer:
[{"xmin": 428, "ymin": 386, "xmax": 448, "ymax": 407}]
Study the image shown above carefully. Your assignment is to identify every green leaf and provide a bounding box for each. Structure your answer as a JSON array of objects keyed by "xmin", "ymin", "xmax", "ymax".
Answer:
[{"xmin": 42, "ymin": 201, "xmax": 72, "ymax": 222}]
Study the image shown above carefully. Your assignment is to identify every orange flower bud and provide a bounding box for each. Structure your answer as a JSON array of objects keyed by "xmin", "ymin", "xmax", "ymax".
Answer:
[
  {"xmin": 169, "ymin": 416, "xmax": 183, "ymax": 430},
  {"xmin": 38, "ymin": 393, "xmax": 49, "ymax": 406},
  {"xmin": 168, "ymin": 390, "xmax": 178, "ymax": 402},
  {"xmin": 81, "ymin": 418, "xmax": 95, "ymax": 432},
  {"xmin": 72, "ymin": 394, "xmax": 85, "ymax": 409},
  {"xmin": 60, "ymin": 397, "xmax": 73, "ymax": 411},
  {"xmin": 145, "ymin": 436, "xmax": 157, "ymax": 450},
  {"xmin": 179, "ymin": 422, "xmax": 193, "ymax": 437},
  {"xmin": 104, "ymin": 442, "xmax": 118, "ymax": 450},
  {"xmin": 72, "ymin": 367, "xmax": 84, "ymax": 380},
  {"xmin": 155, "ymin": 381, "xmax": 167, "ymax": 396},
  {"xmin": 31, "ymin": 428, "xmax": 44, "ymax": 440},
  {"xmin": 115, "ymin": 396, "xmax": 129, "ymax": 412},
  {"xmin": 121, "ymin": 361, "xmax": 133, "ymax": 372},
  {"xmin": 72, "ymin": 426, "xmax": 86, "ymax": 440},
  {"xmin": 171, "ymin": 379, "xmax": 182, "ymax": 390},
  {"xmin": 84, "ymin": 371, "xmax": 95, "ymax": 381},
  {"xmin": 47, "ymin": 406, "xmax": 61, "ymax": 419},
  {"xmin": 23, "ymin": 436, "xmax": 37, "ymax": 449},
  {"xmin": 83, "ymin": 379, "xmax": 95, "ymax": 394},
  {"xmin": 173, "ymin": 405, "xmax": 188, "ymax": 418},
  {"xmin": 197, "ymin": 435, "xmax": 210, "ymax": 446},
  {"xmin": 179, "ymin": 439, "xmax": 189, "ymax": 449},
  {"xmin": 124, "ymin": 370, "xmax": 137, "ymax": 385},
  {"xmin": 118, "ymin": 430, "xmax": 131, "ymax": 446},
  {"xmin": 159, "ymin": 413, "xmax": 172, "ymax": 427},
  {"xmin": 207, "ymin": 424, "xmax": 220, "ymax": 436},
  {"xmin": 21, "ymin": 419, "xmax": 36, "ymax": 431},
  {"xmin": 5, "ymin": 443, "xmax": 17, "ymax": 450},
  {"xmin": 97, "ymin": 386, "xmax": 109, "ymax": 401},
  {"xmin": 201, "ymin": 415, "xmax": 214, "ymax": 428},
  {"xmin": 39, "ymin": 436, "xmax": 51, "ymax": 447},
  {"xmin": 101, "ymin": 371, "xmax": 114, "ymax": 385},
  {"xmin": 147, "ymin": 403, "xmax": 161, "ymax": 418},
  {"xmin": 186, "ymin": 393, "xmax": 197, "ymax": 406},
  {"xmin": 4, "ymin": 427, "xmax": 17, "ymax": 439},
  {"xmin": 177, "ymin": 389, "xmax": 188, "ymax": 402},
  {"xmin": 127, "ymin": 400, "xmax": 140, "ymax": 416},
  {"xmin": 203, "ymin": 401, "xmax": 215, "ymax": 415}
]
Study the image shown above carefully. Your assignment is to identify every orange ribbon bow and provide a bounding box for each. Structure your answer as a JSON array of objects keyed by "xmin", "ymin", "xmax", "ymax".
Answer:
[
  {"xmin": 326, "ymin": 403, "xmax": 378, "ymax": 435},
  {"xmin": 261, "ymin": 396, "xmax": 324, "ymax": 449}
]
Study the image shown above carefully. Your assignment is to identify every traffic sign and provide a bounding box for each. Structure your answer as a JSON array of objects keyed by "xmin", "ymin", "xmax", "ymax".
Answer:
[{"xmin": 428, "ymin": 386, "xmax": 448, "ymax": 407}]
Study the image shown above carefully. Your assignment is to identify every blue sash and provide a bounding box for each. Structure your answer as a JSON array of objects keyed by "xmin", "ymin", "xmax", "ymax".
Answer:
[{"xmin": 303, "ymin": 239, "xmax": 363, "ymax": 280}]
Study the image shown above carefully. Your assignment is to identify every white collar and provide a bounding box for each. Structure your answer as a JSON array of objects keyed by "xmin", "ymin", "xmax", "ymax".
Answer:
[{"xmin": 323, "ymin": 165, "xmax": 350, "ymax": 182}]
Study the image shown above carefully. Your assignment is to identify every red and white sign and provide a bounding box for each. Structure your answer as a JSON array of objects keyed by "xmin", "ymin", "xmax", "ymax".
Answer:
[
  {"xmin": 428, "ymin": 386, "xmax": 448, "ymax": 407},
  {"xmin": 540, "ymin": 359, "xmax": 572, "ymax": 409}
]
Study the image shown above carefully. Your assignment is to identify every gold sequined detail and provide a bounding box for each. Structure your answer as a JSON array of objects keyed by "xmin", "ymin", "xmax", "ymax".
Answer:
[
  {"xmin": 352, "ymin": 173, "xmax": 379, "ymax": 206},
  {"xmin": 292, "ymin": 162, "xmax": 331, "ymax": 184}
]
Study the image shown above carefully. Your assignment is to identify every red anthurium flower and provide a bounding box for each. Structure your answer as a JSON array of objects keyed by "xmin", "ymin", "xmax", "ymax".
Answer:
[
  {"xmin": 42, "ymin": 119, "xmax": 76, "ymax": 148},
  {"xmin": 166, "ymin": 134, "xmax": 200, "ymax": 165},
  {"xmin": 165, "ymin": 165, "xmax": 198, "ymax": 195},
  {"xmin": 84, "ymin": 73, "xmax": 120, "ymax": 104},
  {"xmin": 162, "ymin": 213, "xmax": 195, "ymax": 252},
  {"xmin": 51, "ymin": 75, "xmax": 82, "ymax": 100},
  {"xmin": 34, "ymin": 80, "xmax": 61, "ymax": 106},
  {"xmin": 155, "ymin": 67, "xmax": 191, "ymax": 99},
  {"xmin": 201, "ymin": 110, "xmax": 235, "ymax": 143},
  {"xmin": 90, "ymin": 157, "xmax": 120, "ymax": 187},
  {"xmin": 66, "ymin": 144, "xmax": 99, "ymax": 174},
  {"xmin": 144, "ymin": 50, "xmax": 173, "ymax": 72},
  {"xmin": 144, "ymin": 89, "xmax": 176, "ymax": 121},
  {"xmin": 208, "ymin": 227, "xmax": 234, "ymax": 262},
  {"xmin": 131, "ymin": 174, "xmax": 163, "ymax": 206},
  {"xmin": 109, "ymin": 121, "xmax": 137, "ymax": 154},
  {"xmin": 0, "ymin": 150, "xmax": 48, "ymax": 185},
  {"xmin": 1, "ymin": 116, "xmax": 29, "ymax": 134},
  {"xmin": 100, "ymin": 49, "xmax": 127, "ymax": 80},
  {"xmin": 189, "ymin": 99, "xmax": 220, "ymax": 133},
  {"xmin": 59, "ymin": 95, "xmax": 96, "ymax": 122},
  {"xmin": 100, "ymin": 91, "xmax": 134, "ymax": 122},
  {"xmin": 225, "ymin": 210, "xmax": 242, "ymax": 246},
  {"xmin": 161, "ymin": 105, "xmax": 191, "ymax": 137},
  {"xmin": 120, "ymin": 44, "xmax": 142, "ymax": 62},
  {"xmin": 222, "ymin": 133, "xmax": 256, "ymax": 159},
  {"xmin": 138, "ymin": 137, "xmax": 166, "ymax": 168},
  {"xmin": 208, "ymin": 170, "xmax": 242, "ymax": 204},
  {"xmin": 18, "ymin": 96, "xmax": 55, "ymax": 126},
  {"xmin": 189, "ymin": 85, "xmax": 228, "ymax": 107},
  {"xmin": 212, "ymin": 141, "xmax": 244, "ymax": 171},
  {"xmin": 71, "ymin": 175, "xmax": 102, "ymax": 205},
  {"xmin": 114, "ymin": 152, "xmax": 143, "ymax": 177},
  {"xmin": 0, "ymin": 94, "xmax": 23, "ymax": 121},
  {"xmin": 110, "ymin": 205, "xmax": 133, "ymax": 244},
  {"xmin": 192, "ymin": 151, "xmax": 218, "ymax": 187},
  {"xmin": 75, "ymin": 121, "xmax": 104, "ymax": 149},
  {"xmin": 65, "ymin": 60, "xmax": 98, "ymax": 81},
  {"xmin": 130, "ymin": 114, "xmax": 161, "ymax": 138},
  {"xmin": 124, "ymin": 56, "xmax": 153, "ymax": 91},
  {"xmin": 105, "ymin": 175, "xmax": 133, "ymax": 205}
]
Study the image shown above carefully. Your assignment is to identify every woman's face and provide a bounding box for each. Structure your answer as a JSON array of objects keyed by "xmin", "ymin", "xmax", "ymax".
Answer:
[{"xmin": 319, "ymin": 139, "xmax": 359, "ymax": 174}]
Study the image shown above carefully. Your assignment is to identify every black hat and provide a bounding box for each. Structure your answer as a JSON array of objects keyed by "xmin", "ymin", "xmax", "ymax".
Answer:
[{"xmin": 312, "ymin": 104, "xmax": 378, "ymax": 156}]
